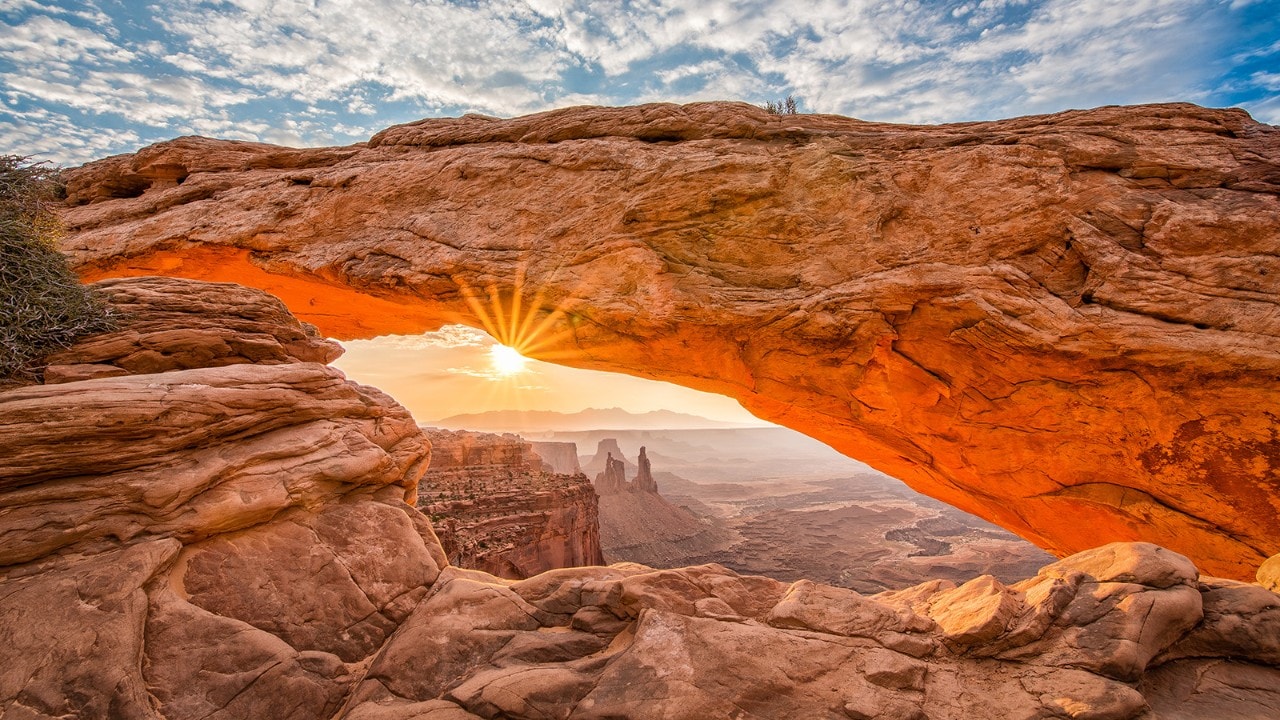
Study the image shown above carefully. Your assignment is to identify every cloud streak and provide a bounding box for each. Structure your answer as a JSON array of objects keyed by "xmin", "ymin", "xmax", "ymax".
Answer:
[{"xmin": 1, "ymin": 0, "xmax": 1275, "ymax": 164}]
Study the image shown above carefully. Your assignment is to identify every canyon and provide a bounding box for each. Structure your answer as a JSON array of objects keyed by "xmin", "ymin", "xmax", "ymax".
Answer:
[
  {"xmin": 547, "ymin": 429, "xmax": 1054, "ymax": 591},
  {"xmin": 2, "ymin": 275, "xmax": 1279, "ymax": 719},
  {"xmin": 417, "ymin": 428, "xmax": 603, "ymax": 578},
  {"xmin": 57, "ymin": 101, "xmax": 1280, "ymax": 579}
]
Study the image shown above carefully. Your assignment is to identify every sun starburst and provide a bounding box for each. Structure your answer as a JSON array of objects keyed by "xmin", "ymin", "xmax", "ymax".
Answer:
[
  {"xmin": 488, "ymin": 343, "xmax": 527, "ymax": 376},
  {"xmin": 455, "ymin": 261, "xmax": 587, "ymax": 370}
]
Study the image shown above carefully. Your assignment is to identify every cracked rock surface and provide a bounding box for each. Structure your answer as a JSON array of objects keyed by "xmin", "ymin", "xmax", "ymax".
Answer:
[
  {"xmin": 58, "ymin": 102, "xmax": 1280, "ymax": 579},
  {"xmin": 2, "ymin": 277, "xmax": 1278, "ymax": 719}
]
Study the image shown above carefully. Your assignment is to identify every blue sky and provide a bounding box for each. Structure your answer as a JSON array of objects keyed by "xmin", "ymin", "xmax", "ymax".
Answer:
[{"xmin": 2, "ymin": 0, "xmax": 1278, "ymax": 166}]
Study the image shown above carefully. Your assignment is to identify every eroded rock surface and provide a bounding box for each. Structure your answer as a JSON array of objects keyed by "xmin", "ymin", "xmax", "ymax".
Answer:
[
  {"xmin": 2, "ymin": 277, "xmax": 1278, "ymax": 719},
  {"xmin": 587, "ymin": 442, "xmax": 734, "ymax": 567},
  {"xmin": 419, "ymin": 428, "xmax": 604, "ymax": 578},
  {"xmin": 0, "ymin": 277, "xmax": 440, "ymax": 719},
  {"xmin": 529, "ymin": 441, "xmax": 582, "ymax": 475},
  {"xmin": 59, "ymin": 102, "xmax": 1280, "ymax": 578}
]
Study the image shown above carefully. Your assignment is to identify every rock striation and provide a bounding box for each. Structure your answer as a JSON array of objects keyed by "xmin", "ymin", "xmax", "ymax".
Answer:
[
  {"xmin": 58, "ymin": 102, "xmax": 1280, "ymax": 579},
  {"xmin": 419, "ymin": 428, "xmax": 604, "ymax": 578},
  {"xmin": 2, "ymin": 276, "xmax": 1279, "ymax": 718},
  {"xmin": 0, "ymin": 277, "xmax": 442, "ymax": 719}
]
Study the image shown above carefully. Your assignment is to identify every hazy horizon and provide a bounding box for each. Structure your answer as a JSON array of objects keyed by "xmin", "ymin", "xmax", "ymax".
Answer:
[
  {"xmin": 333, "ymin": 325, "xmax": 770, "ymax": 428},
  {"xmin": 426, "ymin": 406, "xmax": 773, "ymax": 433}
]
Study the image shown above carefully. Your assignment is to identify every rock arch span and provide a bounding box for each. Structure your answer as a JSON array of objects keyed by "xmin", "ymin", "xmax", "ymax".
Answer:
[{"xmin": 60, "ymin": 102, "xmax": 1280, "ymax": 579}]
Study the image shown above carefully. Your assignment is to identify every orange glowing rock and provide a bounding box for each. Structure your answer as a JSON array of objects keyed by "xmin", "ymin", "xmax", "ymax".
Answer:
[{"xmin": 60, "ymin": 102, "xmax": 1280, "ymax": 580}]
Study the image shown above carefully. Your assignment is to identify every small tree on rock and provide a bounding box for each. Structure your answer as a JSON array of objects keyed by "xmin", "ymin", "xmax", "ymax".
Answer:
[
  {"xmin": 764, "ymin": 95, "xmax": 800, "ymax": 115},
  {"xmin": 0, "ymin": 155, "xmax": 114, "ymax": 381}
]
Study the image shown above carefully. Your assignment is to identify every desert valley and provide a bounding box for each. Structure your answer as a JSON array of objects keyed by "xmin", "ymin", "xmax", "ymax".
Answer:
[{"xmin": 417, "ymin": 418, "xmax": 1053, "ymax": 592}]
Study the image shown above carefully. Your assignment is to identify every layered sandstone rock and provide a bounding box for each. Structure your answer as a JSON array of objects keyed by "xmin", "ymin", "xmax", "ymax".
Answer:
[
  {"xmin": 593, "ymin": 453, "xmax": 628, "ymax": 495},
  {"xmin": 0, "ymin": 277, "xmax": 442, "ymax": 719},
  {"xmin": 420, "ymin": 428, "xmax": 604, "ymax": 578},
  {"xmin": 530, "ymin": 441, "xmax": 582, "ymax": 475},
  {"xmin": 336, "ymin": 542, "xmax": 1280, "ymax": 720},
  {"xmin": 590, "ymin": 443, "xmax": 657, "ymax": 496},
  {"xmin": 59, "ymin": 102, "xmax": 1280, "ymax": 579},
  {"xmin": 633, "ymin": 446, "xmax": 657, "ymax": 493},
  {"xmin": 582, "ymin": 439, "xmax": 633, "ymax": 478},
  {"xmin": 2, "ymin": 276, "xmax": 1279, "ymax": 718},
  {"xmin": 39, "ymin": 275, "xmax": 342, "ymax": 383}
]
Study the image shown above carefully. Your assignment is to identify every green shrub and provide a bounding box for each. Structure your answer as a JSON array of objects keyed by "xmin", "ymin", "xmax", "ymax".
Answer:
[
  {"xmin": 764, "ymin": 95, "xmax": 799, "ymax": 115},
  {"xmin": 0, "ymin": 155, "xmax": 114, "ymax": 381}
]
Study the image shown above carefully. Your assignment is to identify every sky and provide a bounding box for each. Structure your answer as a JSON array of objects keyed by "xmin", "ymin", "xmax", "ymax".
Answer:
[
  {"xmin": 332, "ymin": 326, "xmax": 765, "ymax": 425},
  {"xmin": 4, "ymin": 0, "xmax": 1279, "ymax": 424},
  {"xmin": 1, "ymin": 0, "xmax": 1277, "ymax": 166}
]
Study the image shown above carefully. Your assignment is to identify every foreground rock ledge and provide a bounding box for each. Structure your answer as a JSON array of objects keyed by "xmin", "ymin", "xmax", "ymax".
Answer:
[
  {"xmin": 2, "ymin": 277, "xmax": 1278, "ymax": 719},
  {"xmin": 59, "ymin": 101, "xmax": 1280, "ymax": 579}
]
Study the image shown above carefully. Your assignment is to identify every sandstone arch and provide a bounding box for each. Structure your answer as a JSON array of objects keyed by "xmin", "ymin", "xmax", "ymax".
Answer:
[{"xmin": 60, "ymin": 102, "xmax": 1280, "ymax": 579}]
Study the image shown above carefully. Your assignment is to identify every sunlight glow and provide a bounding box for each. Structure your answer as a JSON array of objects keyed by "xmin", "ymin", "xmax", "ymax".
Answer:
[
  {"xmin": 456, "ymin": 262, "xmax": 585, "ymax": 368},
  {"xmin": 489, "ymin": 344, "xmax": 528, "ymax": 376}
]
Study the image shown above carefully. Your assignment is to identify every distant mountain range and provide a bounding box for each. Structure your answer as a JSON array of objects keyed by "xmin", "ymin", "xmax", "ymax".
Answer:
[{"xmin": 425, "ymin": 407, "xmax": 767, "ymax": 432}]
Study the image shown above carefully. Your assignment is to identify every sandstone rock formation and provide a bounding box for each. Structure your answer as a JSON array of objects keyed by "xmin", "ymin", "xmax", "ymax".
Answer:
[
  {"xmin": 582, "ymin": 438, "xmax": 634, "ymax": 478},
  {"xmin": 593, "ymin": 452, "xmax": 628, "ymax": 495},
  {"xmin": 633, "ymin": 446, "xmax": 657, "ymax": 493},
  {"xmin": 589, "ymin": 443, "xmax": 738, "ymax": 567},
  {"xmin": 0, "ymin": 277, "xmax": 442, "ymax": 719},
  {"xmin": 530, "ymin": 441, "xmax": 582, "ymax": 475},
  {"xmin": 58, "ymin": 102, "xmax": 1280, "ymax": 579},
  {"xmin": 596, "ymin": 488, "xmax": 734, "ymax": 568},
  {"xmin": 3, "ymin": 276, "xmax": 1279, "ymax": 718},
  {"xmin": 39, "ymin": 275, "xmax": 342, "ymax": 383},
  {"xmin": 419, "ymin": 428, "xmax": 604, "ymax": 578},
  {"xmin": 590, "ymin": 443, "xmax": 657, "ymax": 495},
  {"xmin": 1259, "ymin": 553, "xmax": 1280, "ymax": 593}
]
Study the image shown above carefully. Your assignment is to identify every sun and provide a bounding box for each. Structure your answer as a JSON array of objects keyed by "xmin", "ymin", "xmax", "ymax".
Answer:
[{"xmin": 489, "ymin": 343, "xmax": 528, "ymax": 376}]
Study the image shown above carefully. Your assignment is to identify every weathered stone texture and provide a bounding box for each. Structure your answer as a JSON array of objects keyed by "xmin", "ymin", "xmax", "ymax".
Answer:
[
  {"xmin": 60, "ymin": 102, "xmax": 1280, "ymax": 579},
  {"xmin": 2, "ymin": 276, "xmax": 1279, "ymax": 719}
]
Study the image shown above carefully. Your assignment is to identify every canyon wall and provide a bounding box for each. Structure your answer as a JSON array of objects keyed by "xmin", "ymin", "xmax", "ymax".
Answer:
[
  {"xmin": 530, "ymin": 440, "xmax": 582, "ymax": 474},
  {"xmin": 58, "ymin": 102, "xmax": 1280, "ymax": 579},
  {"xmin": 419, "ymin": 428, "xmax": 604, "ymax": 578},
  {"xmin": 3, "ymin": 276, "xmax": 1279, "ymax": 718},
  {"xmin": 0, "ymin": 277, "xmax": 443, "ymax": 719}
]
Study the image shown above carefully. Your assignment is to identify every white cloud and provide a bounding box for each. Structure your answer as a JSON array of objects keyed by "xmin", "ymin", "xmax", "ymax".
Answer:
[
  {"xmin": 343, "ymin": 326, "xmax": 491, "ymax": 352},
  {"xmin": 0, "ymin": 0, "xmax": 1272, "ymax": 163},
  {"xmin": 156, "ymin": 0, "xmax": 574, "ymax": 116},
  {"xmin": 447, "ymin": 364, "xmax": 541, "ymax": 382},
  {"xmin": 0, "ymin": 105, "xmax": 143, "ymax": 164}
]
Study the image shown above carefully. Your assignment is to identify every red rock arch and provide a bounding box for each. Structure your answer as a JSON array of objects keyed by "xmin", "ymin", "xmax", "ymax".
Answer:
[{"xmin": 62, "ymin": 102, "xmax": 1280, "ymax": 579}]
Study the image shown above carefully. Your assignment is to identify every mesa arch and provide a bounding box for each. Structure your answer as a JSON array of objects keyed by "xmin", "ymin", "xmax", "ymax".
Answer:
[{"xmin": 58, "ymin": 101, "xmax": 1280, "ymax": 580}]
